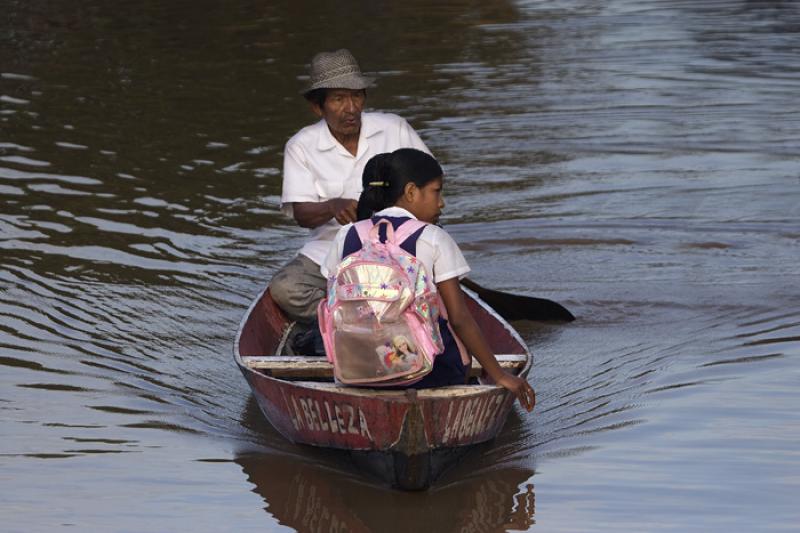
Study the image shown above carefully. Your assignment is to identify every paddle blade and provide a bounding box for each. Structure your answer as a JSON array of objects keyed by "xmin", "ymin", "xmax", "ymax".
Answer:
[{"xmin": 460, "ymin": 278, "xmax": 575, "ymax": 322}]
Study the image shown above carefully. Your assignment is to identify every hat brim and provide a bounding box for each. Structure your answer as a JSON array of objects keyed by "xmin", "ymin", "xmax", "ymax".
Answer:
[{"xmin": 301, "ymin": 73, "xmax": 376, "ymax": 95}]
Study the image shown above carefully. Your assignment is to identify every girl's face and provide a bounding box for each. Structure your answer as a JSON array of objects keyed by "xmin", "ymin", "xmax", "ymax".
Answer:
[{"xmin": 404, "ymin": 176, "xmax": 445, "ymax": 224}]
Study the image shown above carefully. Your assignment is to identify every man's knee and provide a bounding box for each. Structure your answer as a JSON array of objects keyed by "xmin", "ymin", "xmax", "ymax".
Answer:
[
  {"xmin": 270, "ymin": 256, "xmax": 326, "ymax": 322},
  {"xmin": 269, "ymin": 265, "xmax": 296, "ymax": 301},
  {"xmin": 271, "ymin": 276, "xmax": 323, "ymax": 310}
]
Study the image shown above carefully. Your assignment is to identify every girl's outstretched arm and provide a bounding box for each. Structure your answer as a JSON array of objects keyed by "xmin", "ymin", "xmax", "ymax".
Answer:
[{"xmin": 437, "ymin": 278, "xmax": 536, "ymax": 412}]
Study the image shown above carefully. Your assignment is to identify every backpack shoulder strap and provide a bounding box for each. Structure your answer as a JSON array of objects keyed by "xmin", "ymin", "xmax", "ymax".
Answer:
[
  {"xmin": 353, "ymin": 219, "xmax": 375, "ymax": 245},
  {"xmin": 351, "ymin": 217, "xmax": 426, "ymax": 251},
  {"xmin": 342, "ymin": 224, "xmax": 363, "ymax": 257},
  {"xmin": 393, "ymin": 219, "xmax": 428, "ymax": 246},
  {"xmin": 365, "ymin": 218, "xmax": 399, "ymax": 245}
]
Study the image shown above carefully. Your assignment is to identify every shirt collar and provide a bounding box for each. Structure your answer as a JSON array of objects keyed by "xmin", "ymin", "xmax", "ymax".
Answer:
[
  {"xmin": 316, "ymin": 113, "xmax": 384, "ymax": 152},
  {"xmin": 374, "ymin": 206, "xmax": 417, "ymax": 219}
]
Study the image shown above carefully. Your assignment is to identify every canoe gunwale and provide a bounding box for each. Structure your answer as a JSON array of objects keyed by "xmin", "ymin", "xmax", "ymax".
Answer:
[{"xmin": 233, "ymin": 286, "xmax": 531, "ymax": 404}]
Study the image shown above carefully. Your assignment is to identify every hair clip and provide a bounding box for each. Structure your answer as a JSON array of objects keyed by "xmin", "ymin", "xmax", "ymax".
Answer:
[{"xmin": 368, "ymin": 181, "xmax": 388, "ymax": 187}]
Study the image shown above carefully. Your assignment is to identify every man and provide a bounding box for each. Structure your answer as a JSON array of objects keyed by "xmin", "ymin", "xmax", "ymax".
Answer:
[{"xmin": 271, "ymin": 49, "xmax": 432, "ymax": 325}]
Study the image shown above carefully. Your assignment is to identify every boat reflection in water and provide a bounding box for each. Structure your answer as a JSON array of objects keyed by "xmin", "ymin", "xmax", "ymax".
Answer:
[{"xmin": 235, "ymin": 449, "xmax": 535, "ymax": 533}]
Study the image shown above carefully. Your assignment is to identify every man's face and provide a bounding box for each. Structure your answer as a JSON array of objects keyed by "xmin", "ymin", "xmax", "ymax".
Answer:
[{"xmin": 312, "ymin": 89, "xmax": 366, "ymax": 139}]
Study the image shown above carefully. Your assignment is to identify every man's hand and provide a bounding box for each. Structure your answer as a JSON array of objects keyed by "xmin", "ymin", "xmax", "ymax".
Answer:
[
  {"xmin": 292, "ymin": 199, "xmax": 358, "ymax": 228},
  {"xmin": 328, "ymin": 198, "xmax": 358, "ymax": 225}
]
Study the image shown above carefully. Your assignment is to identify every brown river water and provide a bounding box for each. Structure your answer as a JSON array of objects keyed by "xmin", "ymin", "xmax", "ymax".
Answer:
[{"xmin": 2, "ymin": 1, "xmax": 799, "ymax": 531}]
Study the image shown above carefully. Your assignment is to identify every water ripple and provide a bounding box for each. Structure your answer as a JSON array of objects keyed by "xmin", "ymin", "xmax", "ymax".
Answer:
[{"xmin": 2, "ymin": 0, "xmax": 799, "ymax": 529}]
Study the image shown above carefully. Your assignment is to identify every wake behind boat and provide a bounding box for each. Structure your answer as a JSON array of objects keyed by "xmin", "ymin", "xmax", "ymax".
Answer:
[{"xmin": 233, "ymin": 285, "xmax": 531, "ymax": 490}]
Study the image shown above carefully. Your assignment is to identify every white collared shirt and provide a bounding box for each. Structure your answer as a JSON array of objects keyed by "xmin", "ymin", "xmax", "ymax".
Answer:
[
  {"xmin": 321, "ymin": 206, "xmax": 471, "ymax": 284},
  {"xmin": 281, "ymin": 112, "xmax": 431, "ymax": 265}
]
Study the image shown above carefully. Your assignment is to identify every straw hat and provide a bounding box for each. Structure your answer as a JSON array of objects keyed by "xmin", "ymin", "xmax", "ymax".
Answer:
[{"xmin": 302, "ymin": 49, "xmax": 375, "ymax": 94}]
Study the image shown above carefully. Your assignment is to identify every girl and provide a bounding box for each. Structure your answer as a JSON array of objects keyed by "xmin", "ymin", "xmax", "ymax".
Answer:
[{"xmin": 321, "ymin": 148, "xmax": 535, "ymax": 411}]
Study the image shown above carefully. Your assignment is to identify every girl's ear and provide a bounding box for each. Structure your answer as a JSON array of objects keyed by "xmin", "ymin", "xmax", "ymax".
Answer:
[{"xmin": 403, "ymin": 181, "xmax": 418, "ymax": 202}]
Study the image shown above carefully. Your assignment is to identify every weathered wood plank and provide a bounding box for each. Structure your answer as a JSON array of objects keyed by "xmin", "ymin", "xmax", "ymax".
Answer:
[
  {"xmin": 241, "ymin": 354, "xmax": 527, "ymax": 379},
  {"xmin": 288, "ymin": 381, "xmax": 500, "ymax": 396}
]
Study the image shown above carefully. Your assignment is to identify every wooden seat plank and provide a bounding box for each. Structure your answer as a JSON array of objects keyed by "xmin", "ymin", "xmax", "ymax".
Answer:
[{"xmin": 241, "ymin": 354, "xmax": 527, "ymax": 379}]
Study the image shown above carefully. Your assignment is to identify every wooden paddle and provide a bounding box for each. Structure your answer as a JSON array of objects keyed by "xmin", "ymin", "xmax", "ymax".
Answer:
[{"xmin": 460, "ymin": 278, "xmax": 575, "ymax": 322}]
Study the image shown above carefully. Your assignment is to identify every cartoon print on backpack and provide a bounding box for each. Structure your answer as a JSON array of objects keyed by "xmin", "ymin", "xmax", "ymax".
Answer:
[{"xmin": 376, "ymin": 335, "xmax": 419, "ymax": 373}]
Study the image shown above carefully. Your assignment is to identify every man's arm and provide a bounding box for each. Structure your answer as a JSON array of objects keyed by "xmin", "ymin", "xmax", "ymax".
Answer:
[{"xmin": 292, "ymin": 198, "xmax": 358, "ymax": 228}]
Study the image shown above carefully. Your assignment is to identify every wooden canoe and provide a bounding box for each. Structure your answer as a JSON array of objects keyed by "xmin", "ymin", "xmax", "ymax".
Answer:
[{"xmin": 233, "ymin": 285, "xmax": 532, "ymax": 490}]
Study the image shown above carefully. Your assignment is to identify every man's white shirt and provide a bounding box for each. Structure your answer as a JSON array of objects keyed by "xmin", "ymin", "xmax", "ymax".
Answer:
[{"xmin": 281, "ymin": 112, "xmax": 430, "ymax": 265}]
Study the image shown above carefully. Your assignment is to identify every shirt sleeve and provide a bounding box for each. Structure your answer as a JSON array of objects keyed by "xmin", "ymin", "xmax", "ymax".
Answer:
[
  {"xmin": 398, "ymin": 117, "xmax": 432, "ymax": 156},
  {"xmin": 280, "ymin": 138, "xmax": 320, "ymax": 217},
  {"xmin": 429, "ymin": 227, "xmax": 471, "ymax": 283}
]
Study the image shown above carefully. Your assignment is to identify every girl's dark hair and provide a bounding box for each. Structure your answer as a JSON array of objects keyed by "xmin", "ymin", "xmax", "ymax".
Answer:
[{"xmin": 357, "ymin": 148, "xmax": 443, "ymax": 220}]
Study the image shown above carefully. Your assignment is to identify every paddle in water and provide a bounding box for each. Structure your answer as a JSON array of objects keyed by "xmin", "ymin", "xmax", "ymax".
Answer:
[{"xmin": 460, "ymin": 278, "xmax": 575, "ymax": 322}]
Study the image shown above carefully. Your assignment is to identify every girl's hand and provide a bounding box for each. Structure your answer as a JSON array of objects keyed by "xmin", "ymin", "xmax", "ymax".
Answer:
[
  {"xmin": 496, "ymin": 373, "xmax": 536, "ymax": 412},
  {"xmin": 436, "ymin": 279, "xmax": 536, "ymax": 412}
]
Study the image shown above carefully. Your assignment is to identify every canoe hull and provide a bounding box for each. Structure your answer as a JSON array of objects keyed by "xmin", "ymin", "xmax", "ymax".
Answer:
[{"xmin": 234, "ymin": 287, "xmax": 530, "ymax": 490}]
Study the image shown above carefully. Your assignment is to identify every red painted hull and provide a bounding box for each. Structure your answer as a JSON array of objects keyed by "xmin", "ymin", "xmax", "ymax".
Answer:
[{"xmin": 234, "ymin": 286, "xmax": 531, "ymax": 489}]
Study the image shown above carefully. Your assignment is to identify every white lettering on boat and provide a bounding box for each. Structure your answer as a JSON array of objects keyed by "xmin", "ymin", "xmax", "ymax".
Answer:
[
  {"xmin": 344, "ymin": 405, "xmax": 358, "ymax": 435},
  {"xmin": 358, "ymin": 408, "xmax": 373, "ymax": 440},
  {"xmin": 289, "ymin": 395, "xmax": 304, "ymax": 430},
  {"xmin": 447, "ymin": 402, "xmax": 463, "ymax": 442},
  {"xmin": 461, "ymin": 398, "xmax": 479, "ymax": 439},
  {"xmin": 470, "ymin": 397, "xmax": 488, "ymax": 438},
  {"xmin": 334, "ymin": 404, "xmax": 346, "ymax": 431},
  {"xmin": 314, "ymin": 401, "xmax": 329, "ymax": 431},
  {"xmin": 324, "ymin": 401, "xmax": 338, "ymax": 433},
  {"xmin": 443, "ymin": 394, "xmax": 507, "ymax": 444},
  {"xmin": 284, "ymin": 393, "xmax": 373, "ymax": 443},
  {"xmin": 300, "ymin": 398, "xmax": 316, "ymax": 430}
]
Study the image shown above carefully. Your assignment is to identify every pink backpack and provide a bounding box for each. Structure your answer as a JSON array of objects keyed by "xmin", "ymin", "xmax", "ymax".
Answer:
[{"xmin": 318, "ymin": 218, "xmax": 444, "ymax": 386}]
